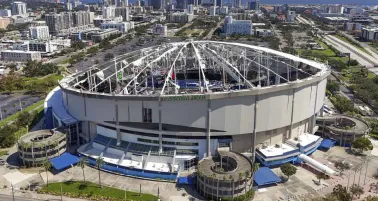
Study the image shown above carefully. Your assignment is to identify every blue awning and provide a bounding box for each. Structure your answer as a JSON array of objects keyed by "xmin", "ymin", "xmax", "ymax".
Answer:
[
  {"xmin": 177, "ymin": 176, "xmax": 194, "ymax": 185},
  {"xmin": 319, "ymin": 139, "xmax": 336, "ymax": 150},
  {"xmin": 50, "ymin": 153, "xmax": 80, "ymax": 171},
  {"xmin": 254, "ymin": 167, "xmax": 281, "ymax": 186}
]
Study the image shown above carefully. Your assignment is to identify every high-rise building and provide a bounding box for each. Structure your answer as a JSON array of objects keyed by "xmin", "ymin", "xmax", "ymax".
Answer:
[
  {"xmin": 194, "ymin": 0, "xmax": 198, "ymax": 6},
  {"xmin": 233, "ymin": 0, "xmax": 241, "ymax": 8},
  {"xmin": 286, "ymin": 10, "xmax": 296, "ymax": 23},
  {"xmin": 223, "ymin": 16, "xmax": 253, "ymax": 35},
  {"xmin": 0, "ymin": 9, "xmax": 11, "ymax": 17},
  {"xmin": 45, "ymin": 11, "xmax": 93, "ymax": 35},
  {"xmin": 65, "ymin": 2, "xmax": 72, "ymax": 11},
  {"xmin": 115, "ymin": 7, "xmax": 130, "ymax": 21},
  {"xmin": 248, "ymin": 0, "xmax": 259, "ymax": 10},
  {"xmin": 11, "ymin": 2, "xmax": 27, "ymax": 16},
  {"xmin": 0, "ymin": 17, "xmax": 11, "ymax": 29},
  {"xmin": 216, "ymin": 0, "xmax": 222, "ymax": 7},
  {"xmin": 177, "ymin": 0, "xmax": 188, "ymax": 9},
  {"xmin": 150, "ymin": 0, "xmax": 165, "ymax": 9},
  {"xmin": 187, "ymin": 4, "xmax": 194, "ymax": 14},
  {"xmin": 102, "ymin": 6, "xmax": 116, "ymax": 18},
  {"xmin": 72, "ymin": 11, "xmax": 94, "ymax": 26},
  {"xmin": 29, "ymin": 26, "xmax": 50, "ymax": 40}
]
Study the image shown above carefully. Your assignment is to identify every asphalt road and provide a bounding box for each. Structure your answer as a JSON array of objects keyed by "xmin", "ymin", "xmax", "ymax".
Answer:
[{"xmin": 0, "ymin": 194, "xmax": 45, "ymax": 201}]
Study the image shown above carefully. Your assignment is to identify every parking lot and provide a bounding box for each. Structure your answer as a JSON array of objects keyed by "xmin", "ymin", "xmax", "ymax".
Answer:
[
  {"xmin": 0, "ymin": 93, "xmax": 42, "ymax": 120},
  {"xmin": 254, "ymin": 146, "xmax": 378, "ymax": 201}
]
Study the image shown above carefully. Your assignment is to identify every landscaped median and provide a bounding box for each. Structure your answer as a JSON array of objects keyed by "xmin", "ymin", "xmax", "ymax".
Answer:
[{"xmin": 40, "ymin": 181, "xmax": 159, "ymax": 201}]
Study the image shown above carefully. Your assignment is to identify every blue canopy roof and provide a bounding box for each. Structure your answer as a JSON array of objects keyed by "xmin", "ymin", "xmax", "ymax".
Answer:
[
  {"xmin": 177, "ymin": 176, "xmax": 194, "ymax": 185},
  {"xmin": 254, "ymin": 167, "xmax": 281, "ymax": 186},
  {"xmin": 50, "ymin": 153, "xmax": 80, "ymax": 171},
  {"xmin": 319, "ymin": 139, "xmax": 336, "ymax": 150}
]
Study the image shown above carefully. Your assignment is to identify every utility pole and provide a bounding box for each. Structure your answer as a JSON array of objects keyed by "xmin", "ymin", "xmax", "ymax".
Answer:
[
  {"xmin": 19, "ymin": 99, "xmax": 22, "ymax": 111},
  {"xmin": 11, "ymin": 183, "xmax": 15, "ymax": 201},
  {"xmin": 60, "ymin": 184, "xmax": 63, "ymax": 201}
]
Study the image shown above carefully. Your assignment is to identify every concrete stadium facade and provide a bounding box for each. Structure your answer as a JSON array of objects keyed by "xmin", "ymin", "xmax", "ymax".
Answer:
[{"xmin": 48, "ymin": 41, "xmax": 330, "ymax": 178}]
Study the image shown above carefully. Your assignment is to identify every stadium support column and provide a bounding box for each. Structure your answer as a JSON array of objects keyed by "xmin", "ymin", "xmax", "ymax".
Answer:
[
  {"xmin": 159, "ymin": 100, "xmax": 162, "ymax": 153},
  {"xmin": 115, "ymin": 97, "xmax": 121, "ymax": 146},
  {"xmin": 251, "ymin": 95, "xmax": 259, "ymax": 163},
  {"xmin": 310, "ymin": 82, "xmax": 319, "ymax": 134},
  {"xmin": 206, "ymin": 99, "xmax": 211, "ymax": 157},
  {"xmin": 289, "ymin": 88, "xmax": 296, "ymax": 139}
]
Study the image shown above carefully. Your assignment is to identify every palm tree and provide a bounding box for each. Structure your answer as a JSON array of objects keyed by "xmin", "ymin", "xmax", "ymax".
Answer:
[
  {"xmin": 238, "ymin": 172, "xmax": 243, "ymax": 196},
  {"xmin": 245, "ymin": 170, "xmax": 250, "ymax": 196},
  {"xmin": 78, "ymin": 157, "xmax": 89, "ymax": 183},
  {"xmin": 96, "ymin": 157, "xmax": 105, "ymax": 188},
  {"xmin": 251, "ymin": 163, "xmax": 260, "ymax": 187},
  {"xmin": 42, "ymin": 158, "xmax": 52, "ymax": 187}
]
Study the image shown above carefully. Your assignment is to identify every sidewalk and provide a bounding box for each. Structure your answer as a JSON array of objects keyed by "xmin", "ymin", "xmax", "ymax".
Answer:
[{"xmin": 0, "ymin": 188, "xmax": 88, "ymax": 201}]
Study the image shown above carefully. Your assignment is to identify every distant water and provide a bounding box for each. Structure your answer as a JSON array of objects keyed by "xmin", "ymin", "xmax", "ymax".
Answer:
[{"xmin": 81, "ymin": 0, "xmax": 378, "ymax": 5}]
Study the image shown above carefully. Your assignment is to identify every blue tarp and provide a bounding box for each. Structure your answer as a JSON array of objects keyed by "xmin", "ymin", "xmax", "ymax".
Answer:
[
  {"xmin": 319, "ymin": 139, "xmax": 336, "ymax": 150},
  {"xmin": 254, "ymin": 167, "xmax": 281, "ymax": 186},
  {"xmin": 178, "ymin": 176, "xmax": 194, "ymax": 185},
  {"xmin": 50, "ymin": 153, "xmax": 80, "ymax": 171}
]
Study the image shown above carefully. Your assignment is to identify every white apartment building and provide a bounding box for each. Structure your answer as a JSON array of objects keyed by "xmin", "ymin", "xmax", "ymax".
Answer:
[
  {"xmin": 11, "ymin": 2, "xmax": 27, "ymax": 16},
  {"xmin": 29, "ymin": 26, "xmax": 50, "ymax": 40},
  {"xmin": 223, "ymin": 16, "xmax": 253, "ymax": 36},
  {"xmin": 345, "ymin": 22, "xmax": 362, "ymax": 31},
  {"xmin": 361, "ymin": 27, "xmax": 378, "ymax": 41},
  {"xmin": 167, "ymin": 12, "xmax": 194, "ymax": 23},
  {"xmin": 0, "ymin": 9, "xmax": 11, "ymax": 17},
  {"xmin": 100, "ymin": 21, "xmax": 134, "ymax": 33},
  {"xmin": 102, "ymin": 6, "xmax": 116, "ymax": 19},
  {"xmin": 152, "ymin": 24, "xmax": 167, "ymax": 37},
  {"xmin": 210, "ymin": 6, "xmax": 229, "ymax": 15},
  {"xmin": 1, "ymin": 50, "xmax": 41, "ymax": 62},
  {"xmin": 287, "ymin": 11, "xmax": 296, "ymax": 23}
]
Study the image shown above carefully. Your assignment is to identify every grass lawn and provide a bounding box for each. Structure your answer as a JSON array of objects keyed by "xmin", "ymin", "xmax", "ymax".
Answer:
[
  {"xmin": 0, "ymin": 150, "xmax": 8, "ymax": 156},
  {"xmin": 0, "ymin": 99, "xmax": 44, "ymax": 128},
  {"xmin": 41, "ymin": 181, "xmax": 158, "ymax": 201},
  {"xmin": 334, "ymin": 35, "xmax": 372, "ymax": 56}
]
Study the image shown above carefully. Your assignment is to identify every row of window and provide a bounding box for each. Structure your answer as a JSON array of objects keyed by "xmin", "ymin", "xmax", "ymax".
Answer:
[{"xmin": 137, "ymin": 138, "xmax": 199, "ymax": 146}]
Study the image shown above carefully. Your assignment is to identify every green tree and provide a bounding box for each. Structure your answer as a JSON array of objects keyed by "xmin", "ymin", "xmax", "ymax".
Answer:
[
  {"xmin": 87, "ymin": 46, "xmax": 99, "ymax": 55},
  {"xmin": 42, "ymin": 158, "xmax": 52, "ymax": 186},
  {"xmin": 78, "ymin": 157, "xmax": 89, "ymax": 184},
  {"xmin": 6, "ymin": 63, "xmax": 17, "ymax": 72},
  {"xmin": 328, "ymin": 59, "xmax": 347, "ymax": 71},
  {"xmin": 16, "ymin": 111, "xmax": 33, "ymax": 127},
  {"xmin": 327, "ymin": 81, "xmax": 340, "ymax": 93},
  {"xmin": 104, "ymin": 53, "xmax": 114, "ymax": 61},
  {"xmin": 280, "ymin": 163, "xmax": 297, "ymax": 180},
  {"xmin": 316, "ymin": 172, "xmax": 328, "ymax": 183},
  {"xmin": 96, "ymin": 157, "xmax": 105, "ymax": 188},
  {"xmin": 334, "ymin": 161, "xmax": 350, "ymax": 176},
  {"xmin": 349, "ymin": 184, "xmax": 364, "ymax": 198},
  {"xmin": 332, "ymin": 184, "xmax": 352, "ymax": 201},
  {"xmin": 352, "ymin": 137, "xmax": 373, "ymax": 154},
  {"xmin": 331, "ymin": 95, "xmax": 356, "ymax": 113},
  {"xmin": 0, "ymin": 124, "xmax": 18, "ymax": 148}
]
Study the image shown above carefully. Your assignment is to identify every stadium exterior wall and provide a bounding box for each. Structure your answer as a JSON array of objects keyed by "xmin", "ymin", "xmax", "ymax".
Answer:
[{"xmin": 60, "ymin": 70, "xmax": 329, "ymax": 159}]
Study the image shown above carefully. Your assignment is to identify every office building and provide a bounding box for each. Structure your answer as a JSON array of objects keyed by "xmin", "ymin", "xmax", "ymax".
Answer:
[
  {"xmin": 11, "ymin": 2, "xmax": 27, "ymax": 16},
  {"xmin": 249, "ymin": 0, "xmax": 259, "ymax": 10},
  {"xmin": 187, "ymin": 4, "xmax": 194, "ymax": 14},
  {"xmin": 150, "ymin": 0, "xmax": 165, "ymax": 9},
  {"xmin": 167, "ymin": 12, "xmax": 194, "ymax": 23},
  {"xmin": 223, "ymin": 16, "xmax": 253, "ymax": 36},
  {"xmin": 0, "ymin": 9, "xmax": 11, "ymax": 17},
  {"xmin": 29, "ymin": 26, "xmax": 50, "ymax": 40},
  {"xmin": 45, "ymin": 11, "xmax": 93, "ymax": 35},
  {"xmin": 0, "ymin": 17, "xmax": 11, "ymax": 29},
  {"xmin": 115, "ymin": 7, "xmax": 130, "ymax": 21},
  {"xmin": 28, "ymin": 41, "xmax": 58, "ymax": 53},
  {"xmin": 72, "ymin": 11, "xmax": 95, "ymax": 27},
  {"xmin": 71, "ymin": 29, "xmax": 120, "ymax": 42},
  {"xmin": 344, "ymin": 22, "xmax": 362, "ymax": 31},
  {"xmin": 287, "ymin": 10, "xmax": 296, "ymax": 23},
  {"xmin": 100, "ymin": 21, "xmax": 134, "ymax": 33},
  {"xmin": 233, "ymin": 0, "xmax": 241, "ymax": 8},
  {"xmin": 102, "ymin": 6, "xmax": 116, "ymax": 19},
  {"xmin": 361, "ymin": 27, "xmax": 378, "ymax": 41},
  {"xmin": 152, "ymin": 23, "xmax": 167, "ymax": 36},
  {"xmin": 1, "ymin": 50, "xmax": 41, "ymax": 62},
  {"xmin": 209, "ymin": 6, "xmax": 216, "ymax": 16}
]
